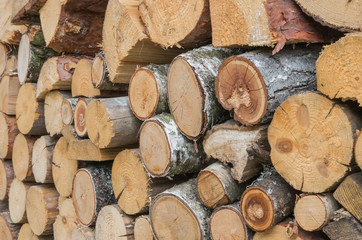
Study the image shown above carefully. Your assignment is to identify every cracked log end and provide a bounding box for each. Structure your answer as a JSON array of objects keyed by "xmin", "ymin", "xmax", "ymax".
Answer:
[{"xmin": 74, "ymin": 98, "xmax": 88, "ymax": 138}]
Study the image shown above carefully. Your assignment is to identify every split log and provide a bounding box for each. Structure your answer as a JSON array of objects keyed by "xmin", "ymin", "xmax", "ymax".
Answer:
[
  {"xmin": 168, "ymin": 45, "xmax": 236, "ymax": 140},
  {"xmin": 317, "ymin": 33, "xmax": 362, "ymax": 105},
  {"xmin": 12, "ymin": 134, "xmax": 37, "ymax": 182},
  {"xmin": 0, "ymin": 0, "xmax": 27, "ymax": 44},
  {"xmin": 197, "ymin": 162, "xmax": 247, "ymax": 208},
  {"xmin": 210, "ymin": 202, "xmax": 253, "ymax": 240},
  {"xmin": 203, "ymin": 120, "xmax": 267, "ymax": 182},
  {"xmin": 139, "ymin": 113, "xmax": 207, "ymax": 177},
  {"xmin": 72, "ymin": 59, "xmax": 100, "ymax": 98},
  {"xmin": 215, "ymin": 45, "xmax": 320, "ymax": 125},
  {"xmin": 36, "ymin": 55, "xmax": 79, "ymax": 99},
  {"xmin": 0, "ymin": 74, "xmax": 21, "ymax": 115},
  {"xmin": 0, "ymin": 160, "xmax": 15, "ymax": 210},
  {"xmin": 95, "ymin": 204, "xmax": 135, "ymax": 240},
  {"xmin": 17, "ymin": 29, "xmax": 59, "ymax": 85},
  {"xmin": 268, "ymin": 91, "xmax": 362, "ymax": 193},
  {"xmin": 61, "ymin": 98, "xmax": 77, "ymax": 125},
  {"xmin": 210, "ymin": 0, "xmax": 340, "ymax": 53},
  {"xmin": 52, "ymin": 137, "xmax": 78, "ymax": 197},
  {"xmin": 112, "ymin": 149, "xmax": 179, "ymax": 215},
  {"xmin": 72, "ymin": 227, "xmax": 95, "ymax": 240},
  {"xmin": 102, "ymin": 0, "xmax": 184, "ymax": 83},
  {"xmin": 72, "ymin": 166, "xmax": 116, "ymax": 226},
  {"xmin": 32, "ymin": 135, "xmax": 57, "ymax": 183},
  {"xmin": 86, "ymin": 97, "xmax": 142, "ymax": 148},
  {"xmin": 18, "ymin": 223, "xmax": 52, "ymax": 240},
  {"xmin": 0, "ymin": 113, "xmax": 19, "ymax": 159},
  {"xmin": 139, "ymin": 0, "xmax": 211, "ymax": 48},
  {"xmin": 333, "ymin": 172, "xmax": 362, "ymax": 222},
  {"xmin": 74, "ymin": 98, "xmax": 91, "ymax": 137},
  {"xmin": 9, "ymin": 179, "xmax": 35, "ymax": 223},
  {"xmin": 294, "ymin": 0, "xmax": 362, "ymax": 32},
  {"xmin": 150, "ymin": 179, "xmax": 211, "ymax": 240},
  {"xmin": 294, "ymin": 194, "xmax": 340, "ymax": 231},
  {"xmin": 323, "ymin": 208, "xmax": 362, "ymax": 240},
  {"xmin": 134, "ymin": 215, "xmax": 154, "ymax": 240},
  {"xmin": 0, "ymin": 211, "xmax": 21, "ymax": 240},
  {"xmin": 26, "ymin": 185, "xmax": 59, "ymax": 235},
  {"xmin": 253, "ymin": 218, "xmax": 327, "ymax": 240},
  {"xmin": 53, "ymin": 198, "xmax": 78, "ymax": 240},
  {"xmin": 16, "ymin": 83, "xmax": 47, "ymax": 135},
  {"xmin": 39, "ymin": 0, "xmax": 107, "ymax": 55},
  {"xmin": 240, "ymin": 171, "xmax": 296, "ymax": 231},
  {"xmin": 129, "ymin": 64, "xmax": 169, "ymax": 121},
  {"xmin": 11, "ymin": 0, "xmax": 47, "ymax": 24}
]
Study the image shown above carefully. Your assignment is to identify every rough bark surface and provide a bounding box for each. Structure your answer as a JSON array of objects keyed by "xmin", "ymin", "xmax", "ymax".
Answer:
[{"xmin": 12, "ymin": 0, "xmax": 47, "ymax": 24}]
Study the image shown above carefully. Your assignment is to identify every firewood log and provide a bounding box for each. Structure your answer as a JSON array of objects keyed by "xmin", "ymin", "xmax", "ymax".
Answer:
[
  {"xmin": 26, "ymin": 185, "xmax": 59, "ymax": 235},
  {"xmin": 0, "ymin": 0, "xmax": 27, "ymax": 44},
  {"xmin": 12, "ymin": 134, "xmax": 37, "ymax": 182},
  {"xmin": 355, "ymin": 130, "xmax": 362, "ymax": 170},
  {"xmin": 95, "ymin": 204, "xmax": 135, "ymax": 240},
  {"xmin": 53, "ymin": 198, "xmax": 78, "ymax": 240},
  {"xmin": 210, "ymin": 202, "xmax": 253, "ymax": 240},
  {"xmin": 150, "ymin": 179, "xmax": 211, "ymax": 240},
  {"xmin": 11, "ymin": 0, "xmax": 47, "ymax": 24},
  {"xmin": 167, "ymin": 45, "xmax": 237, "ymax": 140},
  {"xmin": 32, "ymin": 135, "xmax": 57, "ymax": 183},
  {"xmin": 134, "ymin": 215, "xmax": 154, "ymax": 240},
  {"xmin": 0, "ymin": 43, "xmax": 12, "ymax": 77},
  {"xmin": 72, "ymin": 59, "xmax": 100, "ymax": 98},
  {"xmin": 203, "ymin": 120, "xmax": 267, "ymax": 182},
  {"xmin": 0, "ymin": 211, "xmax": 21, "ymax": 240},
  {"xmin": 9, "ymin": 179, "xmax": 36, "ymax": 223},
  {"xmin": 0, "ymin": 113, "xmax": 19, "ymax": 159},
  {"xmin": 240, "ymin": 171, "xmax": 296, "ymax": 231},
  {"xmin": 0, "ymin": 74, "xmax": 21, "ymax": 115},
  {"xmin": 72, "ymin": 227, "xmax": 95, "ymax": 240},
  {"xmin": 61, "ymin": 98, "xmax": 77, "ymax": 125},
  {"xmin": 129, "ymin": 64, "xmax": 169, "ymax": 121},
  {"xmin": 139, "ymin": 113, "xmax": 207, "ymax": 177},
  {"xmin": 18, "ymin": 223, "xmax": 52, "ymax": 240},
  {"xmin": 268, "ymin": 92, "xmax": 362, "ymax": 193},
  {"xmin": 0, "ymin": 160, "xmax": 15, "ymax": 210},
  {"xmin": 72, "ymin": 166, "xmax": 116, "ymax": 226},
  {"xmin": 215, "ymin": 45, "xmax": 320, "ymax": 125},
  {"xmin": 74, "ymin": 98, "xmax": 91, "ymax": 137}
]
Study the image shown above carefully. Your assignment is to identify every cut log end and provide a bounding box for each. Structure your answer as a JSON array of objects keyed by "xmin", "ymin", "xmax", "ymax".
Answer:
[
  {"xmin": 0, "ymin": 160, "xmax": 14, "ymax": 202},
  {"xmin": 0, "ymin": 114, "xmax": 11, "ymax": 159},
  {"xmin": 74, "ymin": 98, "xmax": 88, "ymax": 137},
  {"xmin": 17, "ymin": 33, "xmax": 31, "ymax": 85},
  {"xmin": 134, "ymin": 216, "xmax": 154, "ymax": 240},
  {"xmin": 61, "ymin": 99, "xmax": 74, "ymax": 125},
  {"xmin": 91, "ymin": 53, "xmax": 106, "ymax": 88},
  {"xmin": 72, "ymin": 59, "xmax": 100, "ymax": 98},
  {"xmin": 0, "ymin": 212, "xmax": 20, "ymax": 240},
  {"xmin": 32, "ymin": 136, "xmax": 56, "ymax": 183},
  {"xmin": 13, "ymin": 134, "xmax": 36, "ymax": 182},
  {"xmin": 9, "ymin": 179, "xmax": 27, "ymax": 223},
  {"xmin": 45, "ymin": 91, "xmax": 70, "ymax": 136},
  {"xmin": 215, "ymin": 56, "xmax": 267, "ymax": 125}
]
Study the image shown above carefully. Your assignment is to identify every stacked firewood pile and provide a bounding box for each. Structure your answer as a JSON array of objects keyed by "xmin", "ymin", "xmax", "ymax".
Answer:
[{"xmin": 0, "ymin": 0, "xmax": 361, "ymax": 239}]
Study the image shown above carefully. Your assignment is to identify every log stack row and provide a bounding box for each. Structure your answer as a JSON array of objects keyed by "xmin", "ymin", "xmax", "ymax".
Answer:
[{"xmin": 0, "ymin": 0, "xmax": 361, "ymax": 240}]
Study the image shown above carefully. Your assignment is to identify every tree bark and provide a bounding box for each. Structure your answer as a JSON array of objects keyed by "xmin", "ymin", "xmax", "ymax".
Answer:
[
  {"xmin": 71, "ymin": 59, "xmax": 101, "ymax": 98},
  {"xmin": 215, "ymin": 45, "xmax": 320, "ymax": 125},
  {"xmin": 0, "ymin": 211, "xmax": 21, "ymax": 240},
  {"xmin": 139, "ymin": 113, "xmax": 208, "ymax": 178},
  {"xmin": 168, "ymin": 45, "xmax": 238, "ymax": 140},
  {"xmin": 0, "ymin": 74, "xmax": 21, "ymax": 115},
  {"xmin": 0, "ymin": 160, "xmax": 15, "ymax": 210},
  {"xmin": 74, "ymin": 98, "xmax": 92, "ymax": 137},
  {"xmin": 11, "ymin": 0, "xmax": 47, "ymax": 24},
  {"xmin": 9, "ymin": 179, "xmax": 36, "ymax": 223},
  {"xmin": 72, "ymin": 166, "xmax": 116, "ymax": 226},
  {"xmin": 268, "ymin": 91, "xmax": 362, "ymax": 193},
  {"xmin": 86, "ymin": 97, "xmax": 142, "ymax": 149},
  {"xmin": 134, "ymin": 215, "xmax": 154, "ymax": 240},
  {"xmin": 32, "ymin": 135, "xmax": 57, "ymax": 183},
  {"xmin": 129, "ymin": 64, "xmax": 169, "ymax": 121},
  {"xmin": 240, "ymin": 170, "xmax": 296, "ymax": 231},
  {"xmin": 0, "ymin": 113, "xmax": 19, "ymax": 159},
  {"xmin": 203, "ymin": 120, "xmax": 268, "ymax": 182},
  {"xmin": 61, "ymin": 98, "xmax": 77, "ymax": 125},
  {"xmin": 53, "ymin": 198, "xmax": 78, "ymax": 240},
  {"xmin": 72, "ymin": 227, "xmax": 95, "ymax": 240},
  {"xmin": 18, "ymin": 223, "xmax": 53, "ymax": 240}
]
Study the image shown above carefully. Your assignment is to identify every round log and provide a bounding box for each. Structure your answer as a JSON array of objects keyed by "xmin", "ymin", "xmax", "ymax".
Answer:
[
  {"xmin": 72, "ymin": 227, "xmax": 95, "ymax": 240},
  {"xmin": 129, "ymin": 64, "xmax": 169, "ymax": 120},
  {"xmin": 16, "ymin": 83, "xmax": 47, "ymax": 135},
  {"xmin": 215, "ymin": 45, "xmax": 320, "ymax": 125},
  {"xmin": 12, "ymin": 134, "xmax": 37, "ymax": 182},
  {"xmin": 0, "ymin": 211, "xmax": 21, "ymax": 240},
  {"xmin": 61, "ymin": 98, "xmax": 77, "ymax": 125},
  {"xmin": 9, "ymin": 179, "xmax": 35, "ymax": 223},
  {"xmin": 72, "ymin": 166, "xmax": 116, "ymax": 226},
  {"xmin": 134, "ymin": 215, "xmax": 154, "ymax": 240},
  {"xmin": 53, "ymin": 198, "xmax": 78, "ymax": 240},
  {"xmin": 268, "ymin": 91, "xmax": 362, "ymax": 193},
  {"xmin": 0, "ymin": 160, "xmax": 15, "ymax": 210},
  {"xmin": 210, "ymin": 202, "xmax": 252, "ymax": 240},
  {"xmin": 26, "ymin": 185, "xmax": 59, "ymax": 235},
  {"xmin": 0, "ymin": 113, "xmax": 19, "ymax": 159},
  {"xmin": 18, "ymin": 223, "xmax": 52, "ymax": 240},
  {"xmin": 74, "ymin": 98, "xmax": 91, "ymax": 138},
  {"xmin": 197, "ymin": 162, "xmax": 246, "ymax": 209},
  {"xmin": 0, "ymin": 74, "xmax": 21, "ymax": 115},
  {"xmin": 240, "ymin": 171, "xmax": 296, "ymax": 231},
  {"xmin": 32, "ymin": 135, "xmax": 57, "ymax": 183},
  {"xmin": 95, "ymin": 204, "xmax": 135, "ymax": 240},
  {"xmin": 72, "ymin": 59, "xmax": 100, "ymax": 98},
  {"xmin": 139, "ymin": 113, "xmax": 207, "ymax": 177},
  {"xmin": 86, "ymin": 97, "xmax": 142, "ymax": 148},
  {"xmin": 168, "ymin": 45, "xmax": 235, "ymax": 140},
  {"xmin": 150, "ymin": 179, "xmax": 212, "ymax": 240}
]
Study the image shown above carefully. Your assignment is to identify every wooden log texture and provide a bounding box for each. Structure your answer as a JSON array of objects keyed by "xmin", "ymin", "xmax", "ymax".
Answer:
[
  {"xmin": 0, "ymin": 74, "xmax": 21, "ymax": 115},
  {"xmin": 197, "ymin": 162, "xmax": 247, "ymax": 209},
  {"xmin": 16, "ymin": 83, "xmax": 47, "ymax": 135},
  {"xmin": 210, "ymin": 0, "xmax": 341, "ymax": 53},
  {"xmin": 240, "ymin": 171, "xmax": 296, "ymax": 231},
  {"xmin": 12, "ymin": 134, "xmax": 37, "ymax": 182},
  {"xmin": 129, "ymin": 64, "xmax": 169, "ymax": 121},
  {"xmin": 61, "ymin": 98, "xmax": 77, "ymax": 125},
  {"xmin": 333, "ymin": 172, "xmax": 362, "ymax": 222},
  {"xmin": 9, "ymin": 179, "xmax": 36, "ymax": 223},
  {"xmin": 356, "ymin": 130, "xmax": 362, "ymax": 170},
  {"xmin": 102, "ymin": 0, "xmax": 184, "ymax": 83},
  {"xmin": 72, "ymin": 166, "xmax": 116, "ymax": 226},
  {"xmin": 0, "ymin": 0, "xmax": 27, "ymax": 44},
  {"xmin": 268, "ymin": 91, "xmax": 362, "ymax": 193},
  {"xmin": 18, "ymin": 223, "xmax": 52, "ymax": 240},
  {"xmin": 3, "ymin": 54, "xmax": 18, "ymax": 75},
  {"xmin": 72, "ymin": 227, "xmax": 95, "ymax": 240},
  {"xmin": 317, "ymin": 33, "xmax": 362, "ymax": 105},
  {"xmin": 53, "ymin": 198, "xmax": 78, "ymax": 240},
  {"xmin": 0, "ymin": 211, "xmax": 21, "ymax": 240},
  {"xmin": 11, "ymin": 0, "xmax": 47, "ymax": 24},
  {"xmin": 203, "ymin": 120, "xmax": 267, "ymax": 182},
  {"xmin": 215, "ymin": 45, "xmax": 320, "ymax": 125},
  {"xmin": 139, "ymin": 0, "xmax": 211, "ymax": 48},
  {"xmin": 0, "ymin": 43, "xmax": 11, "ymax": 77},
  {"xmin": 210, "ymin": 202, "xmax": 253, "ymax": 240},
  {"xmin": 139, "ymin": 113, "xmax": 207, "ymax": 177},
  {"xmin": 168, "ymin": 45, "xmax": 237, "ymax": 140},
  {"xmin": 95, "ymin": 204, "xmax": 135, "ymax": 240},
  {"xmin": 36, "ymin": 55, "xmax": 79, "ymax": 99},
  {"xmin": 26, "ymin": 185, "xmax": 59, "ymax": 235},
  {"xmin": 0, "ymin": 113, "xmax": 19, "ymax": 159},
  {"xmin": 72, "ymin": 59, "xmax": 100, "ymax": 98},
  {"xmin": 74, "ymin": 98, "xmax": 91, "ymax": 137},
  {"xmin": 134, "ymin": 215, "xmax": 154, "ymax": 240},
  {"xmin": 150, "ymin": 179, "xmax": 212, "ymax": 240},
  {"xmin": 0, "ymin": 160, "xmax": 15, "ymax": 210},
  {"xmin": 86, "ymin": 97, "xmax": 142, "ymax": 149},
  {"xmin": 32, "ymin": 135, "xmax": 57, "ymax": 183}
]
